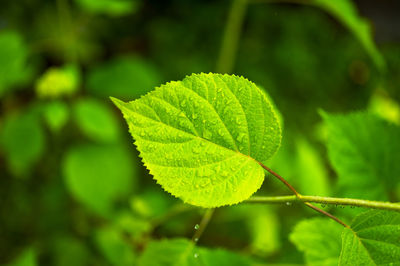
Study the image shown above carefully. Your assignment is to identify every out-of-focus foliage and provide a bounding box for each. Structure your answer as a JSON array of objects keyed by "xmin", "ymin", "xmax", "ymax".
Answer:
[{"xmin": 1, "ymin": 0, "xmax": 399, "ymax": 264}]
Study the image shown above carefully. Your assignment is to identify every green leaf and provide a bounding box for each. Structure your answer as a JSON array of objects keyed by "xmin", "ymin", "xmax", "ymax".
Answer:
[
  {"xmin": 73, "ymin": 98, "xmax": 121, "ymax": 143},
  {"xmin": 95, "ymin": 226, "xmax": 137, "ymax": 265},
  {"xmin": 87, "ymin": 56, "xmax": 162, "ymax": 100},
  {"xmin": 290, "ymin": 218, "xmax": 343, "ymax": 266},
  {"xmin": 322, "ymin": 112, "xmax": 400, "ymax": 201},
  {"xmin": 42, "ymin": 100, "xmax": 70, "ymax": 133},
  {"xmin": 35, "ymin": 65, "xmax": 80, "ymax": 99},
  {"xmin": 62, "ymin": 143, "xmax": 136, "ymax": 216},
  {"xmin": 74, "ymin": 0, "xmax": 139, "ymax": 16},
  {"xmin": 339, "ymin": 210, "xmax": 400, "ymax": 265},
  {"xmin": 112, "ymin": 73, "xmax": 282, "ymax": 207},
  {"xmin": 225, "ymin": 205, "xmax": 281, "ymax": 256},
  {"xmin": 309, "ymin": 0, "xmax": 385, "ymax": 70},
  {"xmin": 0, "ymin": 110, "xmax": 46, "ymax": 176},
  {"xmin": 0, "ymin": 31, "xmax": 31, "ymax": 97},
  {"xmin": 8, "ymin": 247, "xmax": 37, "ymax": 266},
  {"xmin": 138, "ymin": 238, "xmax": 254, "ymax": 266}
]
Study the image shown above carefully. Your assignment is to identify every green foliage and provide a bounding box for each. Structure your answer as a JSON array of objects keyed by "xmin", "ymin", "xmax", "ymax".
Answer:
[
  {"xmin": 322, "ymin": 112, "xmax": 400, "ymax": 201},
  {"xmin": 309, "ymin": 0, "xmax": 385, "ymax": 70},
  {"xmin": 95, "ymin": 226, "xmax": 137, "ymax": 265},
  {"xmin": 62, "ymin": 144, "xmax": 135, "ymax": 216},
  {"xmin": 290, "ymin": 218, "xmax": 343, "ymax": 266},
  {"xmin": 0, "ymin": 110, "xmax": 45, "ymax": 176},
  {"xmin": 112, "ymin": 73, "xmax": 282, "ymax": 207},
  {"xmin": 0, "ymin": 31, "xmax": 31, "ymax": 97},
  {"xmin": 73, "ymin": 98, "xmax": 121, "ymax": 143},
  {"xmin": 339, "ymin": 210, "xmax": 400, "ymax": 265},
  {"xmin": 74, "ymin": 0, "xmax": 139, "ymax": 16},
  {"xmin": 8, "ymin": 247, "xmax": 37, "ymax": 266},
  {"xmin": 138, "ymin": 238, "xmax": 254, "ymax": 266},
  {"xmin": 87, "ymin": 56, "xmax": 162, "ymax": 100},
  {"xmin": 42, "ymin": 101, "xmax": 70, "ymax": 133},
  {"xmin": 35, "ymin": 65, "xmax": 80, "ymax": 99}
]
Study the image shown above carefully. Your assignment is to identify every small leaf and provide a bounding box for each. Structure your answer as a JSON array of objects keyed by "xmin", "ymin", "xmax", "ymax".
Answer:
[
  {"xmin": 339, "ymin": 210, "xmax": 400, "ymax": 265},
  {"xmin": 138, "ymin": 238, "xmax": 254, "ymax": 266},
  {"xmin": 42, "ymin": 100, "xmax": 70, "ymax": 132},
  {"xmin": 0, "ymin": 110, "xmax": 46, "ymax": 176},
  {"xmin": 74, "ymin": 0, "xmax": 139, "ymax": 16},
  {"xmin": 35, "ymin": 65, "xmax": 80, "ymax": 99},
  {"xmin": 95, "ymin": 226, "xmax": 137, "ymax": 265},
  {"xmin": 290, "ymin": 218, "xmax": 343, "ymax": 266},
  {"xmin": 62, "ymin": 143, "xmax": 136, "ymax": 216},
  {"xmin": 112, "ymin": 73, "xmax": 281, "ymax": 207},
  {"xmin": 87, "ymin": 55, "xmax": 162, "ymax": 100},
  {"xmin": 73, "ymin": 98, "xmax": 121, "ymax": 143},
  {"xmin": 0, "ymin": 31, "xmax": 32, "ymax": 97}
]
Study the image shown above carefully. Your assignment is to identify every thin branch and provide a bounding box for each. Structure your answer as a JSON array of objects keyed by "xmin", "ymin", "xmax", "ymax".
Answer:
[
  {"xmin": 303, "ymin": 202, "xmax": 349, "ymax": 228},
  {"xmin": 216, "ymin": 0, "xmax": 248, "ymax": 73},
  {"xmin": 192, "ymin": 209, "xmax": 215, "ymax": 243},
  {"xmin": 258, "ymin": 162, "xmax": 300, "ymax": 196},
  {"xmin": 257, "ymin": 162, "xmax": 349, "ymax": 227},
  {"xmin": 246, "ymin": 195, "xmax": 400, "ymax": 212}
]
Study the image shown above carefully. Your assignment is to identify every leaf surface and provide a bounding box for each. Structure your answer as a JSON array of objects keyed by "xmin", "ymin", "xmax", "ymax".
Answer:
[
  {"xmin": 322, "ymin": 112, "xmax": 400, "ymax": 202},
  {"xmin": 290, "ymin": 218, "xmax": 343, "ymax": 266},
  {"xmin": 112, "ymin": 73, "xmax": 281, "ymax": 207},
  {"xmin": 339, "ymin": 210, "xmax": 400, "ymax": 265},
  {"xmin": 138, "ymin": 238, "xmax": 254, "ymax": 266}
]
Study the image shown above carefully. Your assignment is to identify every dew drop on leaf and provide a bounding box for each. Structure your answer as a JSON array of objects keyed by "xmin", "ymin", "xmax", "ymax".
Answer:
[{"xmin": 194, "ymin": 224, "xmax": 200, "ymax": 230}]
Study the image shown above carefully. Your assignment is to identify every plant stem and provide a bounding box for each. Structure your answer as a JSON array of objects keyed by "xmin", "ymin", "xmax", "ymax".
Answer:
[
  {"xmin": 258, "ymin": 162, "xmax": 349, "ymax": 227},
  {"xmin": 246, "ymin": 195, "xmax": 400, "ymax": 212},
  {"xmin": 258, "ymin": 163, "xmax": 300, "ymax": 196},
  {"xmin": 192, "ymin": 209, "xmax": 215, "ymax": 243},
  {"xmin": 216, "ymin": 0, "xmax": 248, "ymax": 73}
]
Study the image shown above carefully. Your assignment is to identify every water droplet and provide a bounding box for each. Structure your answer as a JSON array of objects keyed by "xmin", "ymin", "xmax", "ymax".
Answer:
[
  {"xmin": 192, "ymin": 147, "xmax": 200, "ymax": 154},
  {"xmin": 200, "ymin": 142, "xmax": 206, "ymax": 147},
  {"xmin": 203, "ymin": 130, "xmax": 212, "ymax": 139},
  {"xmin": 194, "ymin": 224, "xmax": 200, "ymax": 230},
  {"xmin": 236, "ymin": 133, "xmax": 246, "ymax": 143},
  {"xmin": 235, "ymin": 117, "xmax": 242, "ymax": 125},
  {"xmin": 218, "ymin": 129, "xmax": 224, "ymax": 136},
  {"xmin": 179, "ymin": 112, "xmax": 186, "ymax": 118},
  {"xmin": 286, "ymin": 202, "xmax": 292, "ymax": 206},
  {"xmin": 192, "ymin": 113, "xmax": 198, "ymax": 119},
  {"xmin": 140, "ymin": 131, "xmax": 145, "ymax": 137},
  {"xmin": 221, "ymin": 171, "xmax": 228, "ymax": 177},
  {"xmin": 194, "ymin": 238, "xmax": 199, "ymax": 242},
  {"xmin": 181, "ymin": 100, "xmax": 187, "ymax": 107},
  {"xmin": 194, "ymin": 253, "xmax": 199, "ymax": 259}
]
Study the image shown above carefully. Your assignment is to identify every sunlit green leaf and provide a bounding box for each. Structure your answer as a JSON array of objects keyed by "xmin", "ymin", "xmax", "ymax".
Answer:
[
  {"xmin": 290, "ymin": 218, "xmax": 343, "ymax": 266},
  {"xmin": 339, "ymin": 210, "xmax": 400, "ymax": 265},
  {"xmin": 87, "ymin": 56, "xmax": 162, "ymax": 100},
  {"xmin": 62, "ymin": 143, "xmax": 136, "ymax": 216},
  {"xmin": 112, "ymin": 73, "xmax": 282, "ymax": 207},
  {"xmin": 139, "ymin": 238, "xmax": 254, "ymax": 266},
  {"xmin": 73, "ymin": 98, "xmax": 121, "ymax": 143}
]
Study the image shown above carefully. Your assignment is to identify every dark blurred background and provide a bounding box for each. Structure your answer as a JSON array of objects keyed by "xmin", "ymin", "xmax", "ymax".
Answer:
[{"xmin": 0, "ymin": 0, "xmax": 399, "ymax": 265}]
